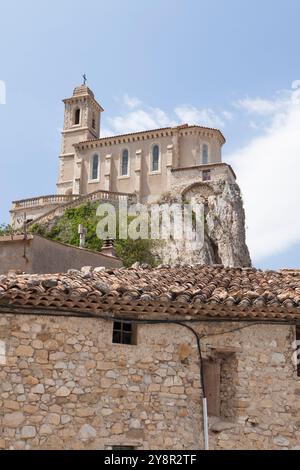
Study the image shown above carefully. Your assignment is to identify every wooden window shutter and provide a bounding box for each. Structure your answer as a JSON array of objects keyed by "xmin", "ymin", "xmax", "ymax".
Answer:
[{"xmin": 203, "ymin": 358, "xmax": 221, "ymax": 417}]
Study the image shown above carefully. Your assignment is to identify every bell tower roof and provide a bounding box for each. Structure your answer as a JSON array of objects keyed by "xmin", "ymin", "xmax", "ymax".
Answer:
[
  {"xmin": 72, "ymin": 85, "xmax": 95, "ymax": 99},
  {"xmin": 63, "ymin": 84, "xmax": 104, "ymax": 112}
]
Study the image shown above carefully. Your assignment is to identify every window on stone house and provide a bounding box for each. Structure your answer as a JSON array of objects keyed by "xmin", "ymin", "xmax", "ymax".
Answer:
[
  {"xmin": 90, "ymin": 154, "xmax": 99, "ymax": 180},
  {"xmin": 203, "ymin": 352, "xmax": 237, "ymax": 418},
  {"xmin": 111, "ymin": 446, "xmax": 136, "ymax": 450},
  {"xmin": 112, "ymin": 321, "xmax": 137, "ymax": 345},
  {"xmin": 151, "ymin": 145, "xmax": 160, "ymax": 172},
  {"xmin": 203, "ymin": 170, "xmax": 211, "ymax": 182},
  {"xmin": 203, "ymin": 358, "xmax": 221, "ymax": 416},
  {"xmin": 92, "ymin": 113, "xmax": 96, "ymax": 130},
  {"xmin": 296, "ymin": 327, "xmax": 300, "ymax": 377},
  {"xmin": 74, "ymin": 108, "xmax": 81, "ymax": 125},
  {"xmin": 202, "ymin": 143, "xmax": 209, "ymax": 164},
  {"xmin": 121, "ymin": 149, "xmax": 129, "ymax": 176}
]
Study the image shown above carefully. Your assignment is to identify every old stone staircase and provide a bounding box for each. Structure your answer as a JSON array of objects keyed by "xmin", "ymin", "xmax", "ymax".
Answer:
[{"xmin": 22, "ymin": 190, "xmax": 137, "ymax": 229}]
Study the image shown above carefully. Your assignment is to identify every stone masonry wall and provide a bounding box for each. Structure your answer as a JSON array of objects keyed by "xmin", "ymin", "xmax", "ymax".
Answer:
[{"xmin": 0, "ymin": 312, "xmax": 299, "ymax": 450}]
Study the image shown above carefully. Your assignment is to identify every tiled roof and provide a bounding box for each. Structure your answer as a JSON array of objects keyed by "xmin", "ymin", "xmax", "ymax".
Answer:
[
  {"xmin": 1, "ymin": 265, "xmax": 300, "ymax": 322},
  {"xmin": 75, "ymin": 125, "xmax": 226, "ymax": 148}
]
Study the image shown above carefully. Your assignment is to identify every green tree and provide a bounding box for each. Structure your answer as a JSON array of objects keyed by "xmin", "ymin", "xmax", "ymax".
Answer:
[
  {"xmin": 0, "ymin": 224, "xmax": 13, "ymax": 236},
  {"xmin": 30, "ymin": 202, "xmax": 160, "ymax": 268}
]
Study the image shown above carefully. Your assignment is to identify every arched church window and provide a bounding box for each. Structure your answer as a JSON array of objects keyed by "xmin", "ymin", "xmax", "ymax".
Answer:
[
  {"xmin": 121, "ymin": 149, "xmax": 129, "ymax": 176},
  {"xmin": 74, "ymin": 108, "xmax": 81, "ymax": 125},
  {"xmin": 151, "ymin": 145, "xmax": 160, "ymax": 172},
  {"xmin": 91, "ymin": 154, "xmax": 99, "ymax": 180},
  {"xmin": 202, "ymin": 143, "xmax": 209, "ymax": 165}
]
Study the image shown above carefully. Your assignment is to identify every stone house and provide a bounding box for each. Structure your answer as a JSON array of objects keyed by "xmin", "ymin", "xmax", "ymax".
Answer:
[
  {"xmin": 0, "ymin": 264, "xmax": 299, "ymax": 450},
  {"xmin": 0, "ymin": 235, "xmax": 122, "ymax": 275}
]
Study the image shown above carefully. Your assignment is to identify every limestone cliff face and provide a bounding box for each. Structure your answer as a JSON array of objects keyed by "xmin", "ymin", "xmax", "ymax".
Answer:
[{"xmin": 155, "ymin": 181, "xmax": 251, "ymax": 268}]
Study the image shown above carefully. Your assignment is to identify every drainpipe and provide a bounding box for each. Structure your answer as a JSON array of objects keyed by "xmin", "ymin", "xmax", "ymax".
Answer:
[{"xmin": 202, "ymin": 398, "xmax": 209, "ymax": 450}]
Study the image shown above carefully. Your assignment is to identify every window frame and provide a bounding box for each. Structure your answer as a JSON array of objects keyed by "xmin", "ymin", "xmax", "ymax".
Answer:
[
  {"xmin": 296, "ymin": 326, "xmax": 300, "ymax": 377},
  {"xmin": 202, "ymin": 142, "xmax": 210, "ymax": 165},
  {"xmin": 202, "ymin": 169, "xmax": 211, "ymax": 182},
  {"xmin": 74, "ymin": 108, "xmax": 81, "ymax": 126},
  {"xmin": 119, "ymin": 148, "xmax": 130, "ymax": 178},
  {"xmin": 111, "ymin": 446, "xmax": 137, "ymax": 450},
  {"xmin": 203, "ymin": 358, "xmax": 221, "ymax": 417},
  {"xmin": 89, "ymin": 153, "xmax": 100, "ymax": 183},
  {"xmin": 149, "ymin": 143, "xmax": 161, "ymax": 175},
  {"xmin": 112, "ymin": 321, "xmax": 137, "ymax": 346},
  {"xmin": 92, "ymin": 112, "xmax": 96, "ymax": 130}
]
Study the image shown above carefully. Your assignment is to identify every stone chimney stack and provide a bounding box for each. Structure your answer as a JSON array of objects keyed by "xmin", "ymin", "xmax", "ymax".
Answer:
[{"xmin": 100, "ymin": 239, "xmax": 117, "ymax": 258}]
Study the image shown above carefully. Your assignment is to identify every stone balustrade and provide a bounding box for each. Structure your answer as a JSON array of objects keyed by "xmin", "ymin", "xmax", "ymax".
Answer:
[
  {"xmin": 25, "ymin": 190, "xmax": 137, "ymax": 228},
  {"xmin": 11, "ymin": 195, "xmax": 80, "ymax": 210}
]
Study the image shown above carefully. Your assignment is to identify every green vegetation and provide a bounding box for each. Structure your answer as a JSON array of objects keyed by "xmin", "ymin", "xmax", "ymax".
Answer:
[
  {"xmin": 0, "ymin": 224, "xmax": 13, "ymax": 236},
  {"xmin": 30, "ymin": 202, "xmax": 159, "ymax": 268}
]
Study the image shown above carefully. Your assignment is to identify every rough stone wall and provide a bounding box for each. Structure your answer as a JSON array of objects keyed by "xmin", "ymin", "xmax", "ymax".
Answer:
[
  {"xmin": 201, "ymin": 323, "xmax": 300, "ymax": 450},
  {"xmin": 0, "ymin": 313, "xmax": 299, "ymax": 450},
  {"xmin": 0, "ymin": 314, "xmax": 201, "ymax": 450},
  {"xmin": 156, "ymin": 179, "xmax": 251, "ymax": 268}
]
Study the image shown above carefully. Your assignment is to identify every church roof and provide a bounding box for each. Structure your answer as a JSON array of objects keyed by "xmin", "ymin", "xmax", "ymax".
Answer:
[
  {"xmin": 74, "ymin": 124, "xmax": 226, "ymax": 148},
  {"xmin": 1, "ymin": 264, "xmax": 300, "ymax": 322}
]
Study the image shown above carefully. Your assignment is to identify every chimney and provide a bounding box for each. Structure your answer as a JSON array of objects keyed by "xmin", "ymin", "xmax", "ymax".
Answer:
[{"xmin": 100, "ymin": 238, "xmax": 117, "ymax": 258}]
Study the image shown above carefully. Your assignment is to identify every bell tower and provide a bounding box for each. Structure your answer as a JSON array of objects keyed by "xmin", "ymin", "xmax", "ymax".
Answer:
[{"xmin": 57, "ymin": 82, "xmax": 104, "ymax": 195}]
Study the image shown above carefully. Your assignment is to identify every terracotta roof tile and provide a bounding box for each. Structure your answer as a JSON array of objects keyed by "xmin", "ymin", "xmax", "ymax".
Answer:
[
  {"xmin": 75, "ymin": 125, "xmax": 226, "ymax": 147},
  {"xmin": 1, "ymin": 265, "xmax": 300, "ymax": 321}
]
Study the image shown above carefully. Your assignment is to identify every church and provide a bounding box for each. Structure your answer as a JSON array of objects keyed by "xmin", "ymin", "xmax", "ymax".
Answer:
[{"xmin": 10, "ymin": 83, "xmax": 236, "ymax": 230}]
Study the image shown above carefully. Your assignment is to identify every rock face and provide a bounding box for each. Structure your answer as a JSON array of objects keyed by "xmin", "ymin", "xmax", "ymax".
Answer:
[{"xmin": 156, "ymin": 181, "xmax": 251, "ymax": 268}]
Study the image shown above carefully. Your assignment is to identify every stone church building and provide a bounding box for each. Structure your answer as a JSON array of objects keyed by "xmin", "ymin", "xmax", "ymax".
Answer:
[
  {"xmin": 10, "ymin": 84, "xmax": 250, "ymax": 268},
  {"xmin": 11, "ymin": 84, "xmax": 234, "ymax": 224},
  {"xmin": 57, "ymin": 85, "xmax": 235, "ymax": 200}
]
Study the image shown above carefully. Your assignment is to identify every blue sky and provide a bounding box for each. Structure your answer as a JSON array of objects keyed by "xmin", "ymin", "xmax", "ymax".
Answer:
[{"xmin": 1, "ymin": 0, "xmax": 300, "ymax": 269}]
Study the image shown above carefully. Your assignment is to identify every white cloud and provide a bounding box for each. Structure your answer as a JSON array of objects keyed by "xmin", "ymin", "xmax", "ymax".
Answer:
[
  {"xmin": 123, "ymin": 94, "xmax": 142, "ymax": 109},
  {"xmin": 103, "ymin": 97, "xmax": 231, "ymax": 136},
  {"xmin": 222, "ymin": 110, "xmax": 234, "ymax": 121},
  {"xmin": 235, "ymin": 93, "xmax": 290, "ymax": 116},
  {"xmin": 228, "ymin": 86, "xmax": 300, "ymax": 263},
  {"xmin": 175, "ymin": 105, "xmax": 228, "ymax": 128},
  {"xmin": 106, "ymin": 108, "xmax": 177, "ymax": 135}
]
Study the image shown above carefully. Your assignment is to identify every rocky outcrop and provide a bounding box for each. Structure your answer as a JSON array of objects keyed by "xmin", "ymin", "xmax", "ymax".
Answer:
[{"xmin": 155, "ymin": 181, "xmax": 251, "ymax": 268}]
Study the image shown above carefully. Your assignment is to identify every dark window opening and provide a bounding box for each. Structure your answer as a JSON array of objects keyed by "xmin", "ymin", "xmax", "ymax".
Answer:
[
  {"xmin": 211, "ymin": 239, "xmax": 222, "ymax": 265},
  {"xmin": 92, "ymin": 114, "xmax": 96, "ymax": 129},
  {"xmin": 112, "ymin": 321, "xmax": 137, "ymax": 345},
  {"xmin": 203, "ymin": 170, "xmax": 211, "ymax": 182},
  {"xmin": 121, "ymin": 149, "xmax": 129, "ymax": 176},
  {"xmin": 74, "ymin": 108, "xmax": 81, "ymax": 125},
  {"xmin": 111, "ymin": 446, "xmax": 136, "ymax": 450},
  {"xmin": 297, "ymin": 327, "xmax": 300, "ymax": 377},
  {"xmin": 152, "ymin": 145, "xmax": 160, "ymax": 172},
  {"xmin": 91, "ymin": 154, "xmax": 99, "ymax": 180},
  {"xmin": 202, "ymin": 143, "xmax": 209, "ymax": 164}
]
